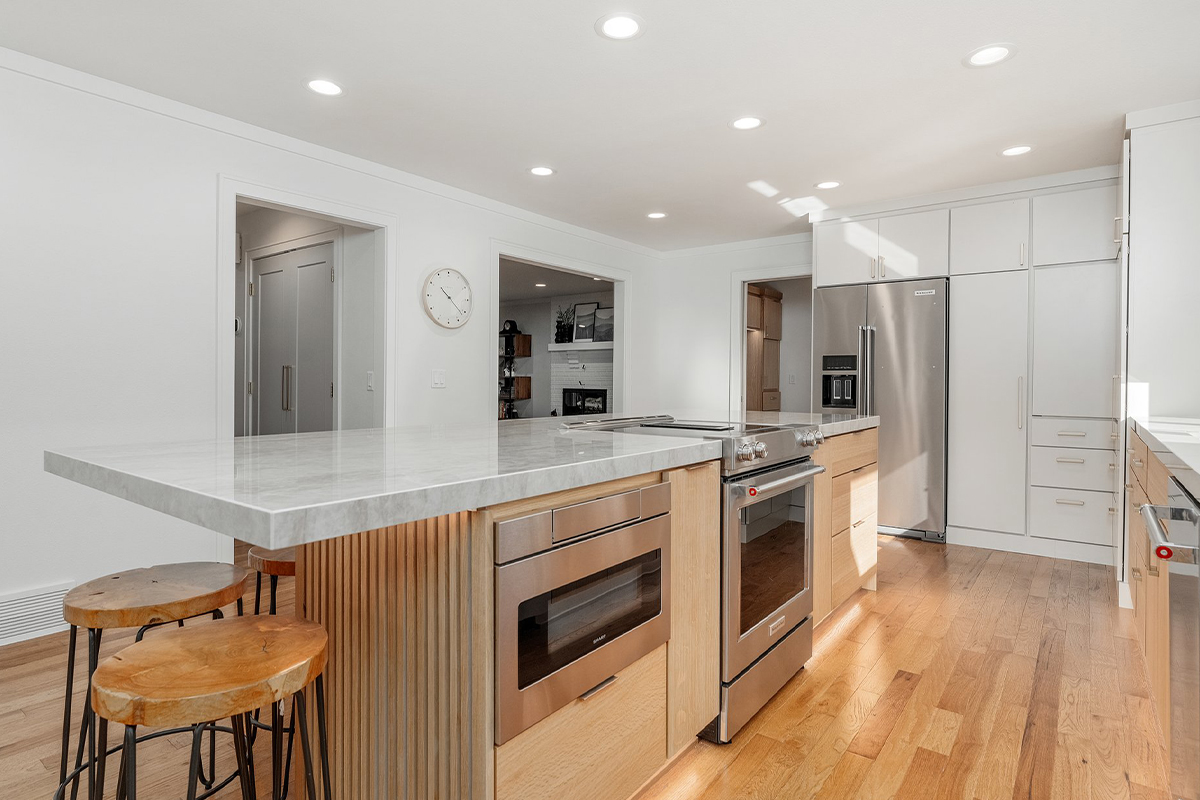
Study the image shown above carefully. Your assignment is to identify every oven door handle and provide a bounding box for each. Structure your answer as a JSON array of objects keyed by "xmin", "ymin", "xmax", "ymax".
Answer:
[{"xmin": 730, "ymin": 463, "xmax": 825, "ymax": 506}]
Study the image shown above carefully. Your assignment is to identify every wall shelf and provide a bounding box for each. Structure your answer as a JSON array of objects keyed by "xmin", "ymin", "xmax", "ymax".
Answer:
[{"xmin": 548, "ymin": 341, "xmax": 614, "ymax": 352}]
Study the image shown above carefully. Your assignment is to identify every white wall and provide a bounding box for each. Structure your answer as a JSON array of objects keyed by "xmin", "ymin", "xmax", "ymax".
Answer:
[
  {"xmin": 0, "ymin": 50, "xmax": 659, "ymax": 615},
  {"xmin": 766, "ymin": 278, "xmax": 813, "ymax": 413}
]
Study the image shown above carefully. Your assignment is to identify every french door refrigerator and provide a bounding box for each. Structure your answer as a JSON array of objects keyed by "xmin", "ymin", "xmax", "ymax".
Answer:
[{"xmin": 812, "ymin": 278, "xmax": 949, "ymax": 541}]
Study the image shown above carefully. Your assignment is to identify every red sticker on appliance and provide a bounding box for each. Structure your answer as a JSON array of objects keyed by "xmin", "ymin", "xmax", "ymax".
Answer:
[
  {"xmin": 1156, "ymin": 545, "xmax": 1173, "ymax": 560},
  {"xmin": 748, "ymin": 487, "xmax": 757, "ymax": 496}
]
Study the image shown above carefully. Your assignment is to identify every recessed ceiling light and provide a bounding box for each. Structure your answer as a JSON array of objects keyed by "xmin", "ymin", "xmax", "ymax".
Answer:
[
  {"xmin": 731, "ymin": 117, "xmax": 763, "ymax": 130},
  {"xmin": 529, "ymin": 166, "xmax": 555, "ymax": 176},
  {"xmin": 307, "ymin": 79, "xmax": 343, "ymax": 96},
  {"xmin": 647, "ymin": 212, "xmax": 667, "ymax": 219},
  {"xmin": 535, "ymin": 283, "xmax": 547, "ymax": 288},
  {"xmin": 815, "ymin": 181, "xmax": 841, "ymax": 190},
  {"xmin": 1001, "ymin": 145, "xmax": 1032, "ymax": 157},
  {"xmin": 596, "ymin": 13, "xmax": 644, "ymax": 40},
  {"xmin": 965, "ymin": 43, "xmax": 1016, "ymax": 67}
]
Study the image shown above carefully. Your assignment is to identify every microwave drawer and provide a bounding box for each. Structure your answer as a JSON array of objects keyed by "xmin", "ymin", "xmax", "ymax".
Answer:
[
  {"xmin": 1030, "ymin": 417, "xmax": 1118, "ymax": 451},
  {"xmin": 1030, "ymin": 446, "xmax": 1118, "ymax": 493},
  {"xmin": 496, "ymin": 644, "xmax": 667, "ymax": 800},
  {"xmin": 1029, "ymin": 487, "xmax": 1116, "ymax": 546}
]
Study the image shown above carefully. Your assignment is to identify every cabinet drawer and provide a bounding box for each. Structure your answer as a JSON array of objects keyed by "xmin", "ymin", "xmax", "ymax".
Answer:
[
  {"xmin": 1147, "ymin": 450, "xmax": 1170, "ymax": 505},
  {"xmin": 496, "ymin": 644, "xmax": 667, "ymax": 800},
  {"xmin": 1030, "ymin": 417, "xmax": 1118, "ymax": 450},
  {"xmin": 1029, "ymin": 487, "xmax": 1116, "ymax": 546},
  {"xmin": 832, "ymin": 514, "xmax": 877, "ymax": 609},
  {"xmin": 761, "ymin": 390, "xmax": 781, "ymax": 411},
  {"xmin": 832, "ymin": 464, "xmax": 878, "ymax": 535},
  {"xmin": 823, "ymin": 428, "xmax": 879, "ymax": 477},
  {"xmin": 1131, "ymin": 433, "xmax": 1149, "ymax": 491},
  {"xmin": 1030, "ymin": 446, "xmax": 1117, "ymax": 492}
]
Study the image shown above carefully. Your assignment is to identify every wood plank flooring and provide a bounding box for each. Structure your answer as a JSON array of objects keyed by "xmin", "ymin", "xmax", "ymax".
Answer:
[
  {"xmin": 637, "ymin": 536, "xmax": 1171, "ymax": 800},
  {"xmin": 0, "ymin": 536, "xmax": 1171, "ymax": 799}
]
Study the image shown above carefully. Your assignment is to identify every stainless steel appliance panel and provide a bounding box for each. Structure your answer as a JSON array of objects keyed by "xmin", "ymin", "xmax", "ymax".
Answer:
[
  {"xmin": 713, "ymin": 616, "xmax": 813, "ymax": 743},
  {"xmin": 812, "ymin": 285, "xmax": 868, "ymax": 413},
  {"xmin": 866, "ymin": 278, "xmax": 949, "ymax": 537}
]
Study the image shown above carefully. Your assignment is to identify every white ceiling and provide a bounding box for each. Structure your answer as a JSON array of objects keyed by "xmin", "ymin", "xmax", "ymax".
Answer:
[
  {"xmin": 4, "ymin": 1, "xmax": 1197, "ymax": 250},
  {"xmin": 499, "ymin": 258, "xmax": 613, "ymax": 303}
]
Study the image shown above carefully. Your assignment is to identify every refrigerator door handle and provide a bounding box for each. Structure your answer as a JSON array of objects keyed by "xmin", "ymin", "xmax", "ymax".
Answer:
[{"xmin": 858, "ymin": 325, "xmax": 876, "ymax": 416}]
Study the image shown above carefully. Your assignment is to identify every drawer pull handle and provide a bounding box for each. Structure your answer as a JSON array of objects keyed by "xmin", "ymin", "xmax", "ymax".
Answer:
[
  {"xmin": 1058, "ymin": 431, "xmax": 1087, "ymax": 437},
  {"xmin": 1056, "ymin": 457, "xmax": 1085, "ymax": 464},
  {"xmin": 1109, "ymin": 464, "xmax": 1116, "ymax": 469},
  {"xmin": 853, "ymin": 519, "xmax": 866, "ymax": 528},
  {"xmin": 1132, "ymin": 459, "xmax": 1144, "ymax": 467},
  {"xmin": 579, "ymin": 675, "xmax": 618, "ymax": 701},
  {"xmin": 1132, "ymin": 567, "xmax": 1143, "ymax": 580},
  {"xmin": 1108, "ymin": 507, "xmax": 1118, "ymax": 514},
  {"xmin": 1111, "ymin": 433, "xmax": 1120, "ymax": 440},
  {"xmin": 1056, "ymin": 499, "xmax": 1085, "ymax": 507},
  {"xmin": 1125, "ymin": 483, "xmax": 1134, "ymax": 490}
]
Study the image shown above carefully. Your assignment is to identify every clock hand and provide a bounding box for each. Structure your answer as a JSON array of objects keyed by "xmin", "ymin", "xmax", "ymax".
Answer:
[{"xmin": 441, "ymin": 286, "xmax": 464, "ymax": 315}]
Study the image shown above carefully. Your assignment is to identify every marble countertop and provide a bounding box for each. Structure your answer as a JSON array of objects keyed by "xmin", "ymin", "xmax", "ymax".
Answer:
[
  {"xmin": 1131, "ymin": 417, "xmax": 1200, "ymax": 501},
  {"xmin": 44, "ymin": 411, "xmax": 878, "ymax": 549}
]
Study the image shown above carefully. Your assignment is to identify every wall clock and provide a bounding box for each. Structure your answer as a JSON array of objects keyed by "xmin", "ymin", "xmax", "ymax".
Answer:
[{"xmin": 423, "ymin": 268, "xmax": 473, "ymax": 329}]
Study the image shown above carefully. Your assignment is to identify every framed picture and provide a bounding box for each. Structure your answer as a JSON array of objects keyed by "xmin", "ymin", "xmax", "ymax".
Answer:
[
  {"xmin": 572, "ymin": 302, "xmax": 599, "ymax": 342},
  {"xmin": 593, "ymin": 306, "xmax": 614, "ymax": 342}
]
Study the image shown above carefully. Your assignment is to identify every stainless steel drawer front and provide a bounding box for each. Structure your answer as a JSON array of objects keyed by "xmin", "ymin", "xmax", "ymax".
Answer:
[{"xmin": 552, "ymin": 489, "xmax": 642, "ymax": 544}]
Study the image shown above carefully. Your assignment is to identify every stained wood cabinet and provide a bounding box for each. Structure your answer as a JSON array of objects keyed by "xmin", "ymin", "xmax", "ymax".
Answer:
[
  {"xmin": 745, "ymin": 284, "xmax": 782, "ymax": 412},
  {"xmin": 812, "ymin": 428, "xmax": 879, "ymax": 623}
]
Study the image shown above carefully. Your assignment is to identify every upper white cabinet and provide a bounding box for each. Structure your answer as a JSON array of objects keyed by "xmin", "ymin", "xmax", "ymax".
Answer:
[
  {"xmin": 1032, "ymin": 261, "xmax": 1121, "ymax": 419},
  {"xmin": 815, "ymin": 209, "xmax": 948, "ymax": 287},
  {"xmin": 949, "ymin": 198, "xmax": 1030, "ymax": 275},
  {"xmin": 1030, "ymin": 185, "xmax": 1120, "ymax": 265},
  {"xmin": 948, "ymin": 271, "xmax": 1029, "ymax": 536},
  {"xmin": 814, "ymin": 219, "xmax": 877, "ymax": 287},
  {"xmin": 876, "ymin": 209, "xmax": 949, "ymax": 281}
]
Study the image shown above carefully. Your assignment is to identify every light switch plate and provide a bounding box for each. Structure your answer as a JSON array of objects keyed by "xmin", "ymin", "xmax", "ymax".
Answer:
[{"xmin": 432, "ymin": 369, "xmax": 447, "ymax": 389}]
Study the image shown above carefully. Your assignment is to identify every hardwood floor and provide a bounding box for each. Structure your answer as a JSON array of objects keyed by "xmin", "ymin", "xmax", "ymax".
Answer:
[
  {"xmin": 638, "ymin": 536, "xmax": 1171, "ymax": 800},
  {"xmin": 0, "ymin": 536, "xmax": 1171, "ymax": 799}
]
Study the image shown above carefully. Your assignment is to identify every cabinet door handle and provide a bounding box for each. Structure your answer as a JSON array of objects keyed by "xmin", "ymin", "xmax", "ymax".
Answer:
[
  {"xmin": 1132, "ymin": 566, "xmax": 1143, "ymax": 580},
  {"xmin": 1056, "ymin": 457, "xmax": 1085, "ymax": 464},
  {"xmin": 870, "ymin": 257, "xmax": 876, "ymax": 280},
  {"xmin": 1056, "ymin": 499, "xmax": 1085, "ymax": 506},
  {"xmin": 879, "ymin": 256, "xmax": 886, "ymax": 277},
  {"xmin": 853, "ymin": 518, "xmax": 866, "ymax": 528},
  {"xmin": 1017, "ymin": 377, "xmax": 1024, "ymax": 430},
  {"xmin": 1133, "ymin": 459, "xmax": 1144, "ymax": 467},
  {"xmin": 1019, "ymin": 242, "xmax": 1025, "ymax": 267},
  {"xmin": 1113, "ymin": 216, "xmax": 1122, "ymax": 245},
  {"xmin": 1058, "ymin": 431, "xmax": 1086, "ymax": 438},
  {"xmin": 579, "ymin": 675, "xmax": 618, "ymax": 701}
]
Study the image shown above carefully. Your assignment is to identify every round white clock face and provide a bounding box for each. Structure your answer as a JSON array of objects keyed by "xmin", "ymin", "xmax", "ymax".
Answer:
[{"xmin": 423, "ymin": 268, "xmax": 473, "ymax": 329}]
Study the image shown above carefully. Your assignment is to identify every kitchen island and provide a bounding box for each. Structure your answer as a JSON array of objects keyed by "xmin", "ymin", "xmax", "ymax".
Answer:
[{"xmin": 45, "ymin": 412, "xmax": 878, "ymax": 800}]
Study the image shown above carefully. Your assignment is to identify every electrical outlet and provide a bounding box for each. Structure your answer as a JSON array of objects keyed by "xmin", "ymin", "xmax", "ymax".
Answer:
[
  {"xmin": 432, "ymin": 369, "xmax": 447, "ymax": 389},
  {"xmin": 367, "ymin": 371, "xmax": 375, "ymax": 391}
]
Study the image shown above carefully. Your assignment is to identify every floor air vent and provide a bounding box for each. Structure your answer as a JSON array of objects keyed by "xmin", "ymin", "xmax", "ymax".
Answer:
[{"xmin": 0, "ymin": 582, "xmax": 71, "ymax": 646}]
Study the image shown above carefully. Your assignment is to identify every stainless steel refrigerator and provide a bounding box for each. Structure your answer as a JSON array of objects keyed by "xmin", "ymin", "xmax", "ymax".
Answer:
[{"xmin": 812, "ymin": 278, "xmax": 948, "ymax": 541}]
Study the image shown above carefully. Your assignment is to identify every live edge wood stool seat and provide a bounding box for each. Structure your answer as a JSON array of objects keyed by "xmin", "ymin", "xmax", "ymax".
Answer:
[
  {"xmin": 90, "ymin": 615, "xmax": 333, "ymax": 800},
  {"xmin": 248, "ymin": 546, "xmax": 296, "ymax": 615},
  {"xmin": 57, "ymin": 562, "xmax": 250, "ymax": 800}
]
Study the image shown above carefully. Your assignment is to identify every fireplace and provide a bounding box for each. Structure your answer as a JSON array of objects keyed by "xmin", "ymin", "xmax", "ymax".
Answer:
[{"xmin": 562, "ymin": 388, "xmax": 608, "ymax": 416}]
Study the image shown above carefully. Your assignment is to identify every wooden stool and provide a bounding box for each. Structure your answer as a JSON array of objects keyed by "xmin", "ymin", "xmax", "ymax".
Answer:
[
  {"xmin": 248, "ymin": 546, "xmax": 296, "ymax": 616},
  {"xmin": 89, "ymin": 616, "xmax": 332, "ymax": 800},
  {"xmin": 58, "ymin": 562, "xmax": 248, "ymax": 800}
]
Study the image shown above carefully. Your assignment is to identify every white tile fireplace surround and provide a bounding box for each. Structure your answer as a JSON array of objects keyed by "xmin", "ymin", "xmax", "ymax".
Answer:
[{"xmin": 551, "ymin": 349, "xmax": 614, "ymax": 415}]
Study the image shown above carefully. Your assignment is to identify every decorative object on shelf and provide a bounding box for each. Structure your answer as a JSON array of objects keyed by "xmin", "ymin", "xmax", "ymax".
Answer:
[
  {"xmin": 593, "ymin": 306, "xmax": 614, "ymax": 342},
  {"xmin": 423, "ymin": 267, "xmax": 473, "ymax": 329},
  {"xmin": 572, "ymin": 302, "xmax": 599, "ymax": 343},
  {"xmin": 554, "ymin": 306, "xmax": 574, "ymax": 344},
  {"xmin": 500, "ymin": 319, "xmax": 521, "ymax": 335}
]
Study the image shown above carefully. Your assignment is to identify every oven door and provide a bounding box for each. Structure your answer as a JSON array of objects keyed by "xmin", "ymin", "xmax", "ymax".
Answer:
[
  {"xmin": 722, "ymin": 461, "xmax": 823, "ymax": 681},
  {"xmin": 495, "ymin": 514, "xmax": 670, "ymax": 744}
]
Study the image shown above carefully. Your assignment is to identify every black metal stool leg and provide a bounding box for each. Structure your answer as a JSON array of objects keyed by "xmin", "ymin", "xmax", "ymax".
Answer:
[
  {"xmin": 95, "ymin": 716, "xmax": 109, "ymax": 800},
  {"xmin": 315, "ymin": 675, "xmax": 332, "ymax": 800},
  {"xmin": 254, "ymin": 573, "xmax": 262, "ymax": 616},
  {"xmin": 271, "ymin": 700, "xmax": 284, "ymax": 799},
  {"xmin": 243, "ymin": 712, "xmax": 258, "ymax": 790},
  {"xmin": 185, "ymin": 725, "xmax": 204, "ymax": 800},
  {"xmin": 123, "ymin": 726, "xmax": 137, "ymax": 800},
  {"xmin": 230, "ymin": 714, "xmax": 255, "ymax": 800},
  {"xmin": 237, "ymin": 597, "xmax": 244, "ymax": 616},
  {"xmin": 293, "ymin": 691, "xmax": 318, "ymax": 800},
  {"xmin": 280, "ymin": 701, "xmax": 295, "ymax": 800},
  {"xmin": 269, "ymin": 575, "xmax": 278, "ymax": 615},
  {"xmin": 58, "ymin": 625, "xmax": 78, "ymax": 789},
  {"xmin": 71, "ymin": 627, "xmax": 101, "ymax": 800}
]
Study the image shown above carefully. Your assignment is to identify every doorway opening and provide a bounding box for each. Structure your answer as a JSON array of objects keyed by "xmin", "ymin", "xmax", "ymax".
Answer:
[
  {"xmin": 234, "ymin": 200, "xmax": 386, "ymax": 436},
  {"xmin": 497, "ymin": 257, "xmax": 618, "ymax": 420},
  {"xmin": 743, "ymin": 277, "xmax": 813, "ymax": 413}
]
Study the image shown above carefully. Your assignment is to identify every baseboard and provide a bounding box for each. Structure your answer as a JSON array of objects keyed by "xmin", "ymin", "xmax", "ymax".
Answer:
[
  {"xmin": 945, "ymin": 526, "xmax": 1114, "ymax": 566},
  {"xmin": 0, "ymin": 582, "xmax": 72, "ymax": 646}
]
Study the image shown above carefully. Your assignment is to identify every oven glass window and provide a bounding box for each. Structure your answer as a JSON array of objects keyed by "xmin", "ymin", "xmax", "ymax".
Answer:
[
  {"xmin": 738, "ymin": 484, "xmax": 809, "ymax": 635},
  {"xmin": 516, "ymin": 550, "xmax": 662, "ymax": 689}
]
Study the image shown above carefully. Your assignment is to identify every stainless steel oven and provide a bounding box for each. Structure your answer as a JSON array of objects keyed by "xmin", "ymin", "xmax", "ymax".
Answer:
[
  {"xmin": 714, "ymin": 458, "xmax": 823, "ymax": 741},
  {"xmin": 494, "ymin": 483, "xmax": 671, "ymax": 744}
]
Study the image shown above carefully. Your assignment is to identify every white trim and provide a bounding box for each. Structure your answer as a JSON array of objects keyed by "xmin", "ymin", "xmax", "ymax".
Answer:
[
  {"xmin": 0, "ymin": 47, "xmax": 658, "ymax": 261},
  {"xmin": 809, "ymin": 165, "xmax": 1120, "ymax": 224},
  {"xmin": 662, "ymin": 232, "xmax": 814, "ymax": 260},
  {"xmin": 490, "ymin": 241, "xmax": 633, "ymax": 416},
  {"xmin": 946, "ymin": 525, "xmax": 1115, "ymax": 566},
  {"xmin": 547, "ymin": 341, "xmax": 614, "ymax": 352},
  {"xmin": 727, "ymin": 264, "xmax": 814, "ymax": 416},
  {"xmin": 1126, "ymin": 99, "xmax": 1200, "ymax": 130}
]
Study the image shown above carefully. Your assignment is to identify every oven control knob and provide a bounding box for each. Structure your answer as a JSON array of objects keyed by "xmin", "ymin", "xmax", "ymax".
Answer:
[
  {"xmin": 753, "ymin": 442, "xmax": 768, "ymax": 458},
  {"xmin": 815, "ymin": 430, "xmax": 826, "ymax": 444},
  {"xmin": 803, "ymin": 431, "xmax": 818, "ymax": 447},
  {"xmin": 737, "ymin": 443, "xmax": 754, "ymax": 462}
]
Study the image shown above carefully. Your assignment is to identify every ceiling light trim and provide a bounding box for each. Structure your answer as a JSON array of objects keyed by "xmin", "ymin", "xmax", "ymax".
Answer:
[
  {"xmin": 307, "ymin": 79, "xmax": 343, "ymax": 96},
  {"xmin": 1000, "ymin": 145, "xmax": 1033, "ymax": 157},
  {"xmin": 529, "ymin": 166, "xmax": 555, "ymax": 176},
  {"xmin": 595, "ymin": 13, "xmax": 645, "ymax": 40},
  {"xmin": 815, "ymin": 181, "xmax": 841, "ymax": 189},
  {"xmin": 964, "ymin": 43, "xmax": 1017, "ymax": 68},
  {"xmin": 731, "ymin": 117, "xmax": 763, "ymax": 130}
]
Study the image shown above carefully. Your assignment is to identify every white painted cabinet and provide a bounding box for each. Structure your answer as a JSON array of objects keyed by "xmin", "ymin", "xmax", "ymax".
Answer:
[
  {"xmin": 1030, "ymin": 185, "xmax": 1120, "ymax": 265},
  {"xmin": 814, "ymin": 219, "xmax": 877, "ymax": 287},
  {"xmin": 1031, "ymin": 261, "xmax": 1120, "ymax": 419},
  {"xmin": 948, "ymin": 271, "xmax": 1029, "ymax": 536},
  {"xmin": 949, "ymin": 198, "xmax": 1030, "ymax": 275},
  {"xmin": 877, "ymin": 209, "xmax": 949, "ymax": 281}
]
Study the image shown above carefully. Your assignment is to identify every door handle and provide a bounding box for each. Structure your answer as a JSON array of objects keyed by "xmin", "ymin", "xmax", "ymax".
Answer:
[
  {"xmin": 1019, "ymin": 242, "xmax": 1025, "ymax": 267},
  {"xmin": 282, "ymin": 365, "xmax": 292, "ymax": 412},
  {"xmin": 1017, "ymin": 377, "xmax": 1024, "ymax": 429}
]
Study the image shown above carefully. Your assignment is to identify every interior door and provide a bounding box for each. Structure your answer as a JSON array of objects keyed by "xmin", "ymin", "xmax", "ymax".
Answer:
[
  {"xmin": 947, "ymin": 271, "xmax": 1029, "ymax": 535},
  {"xmin": 253, "ymin": 243, "xmax": 336, "ymax": 435}
]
